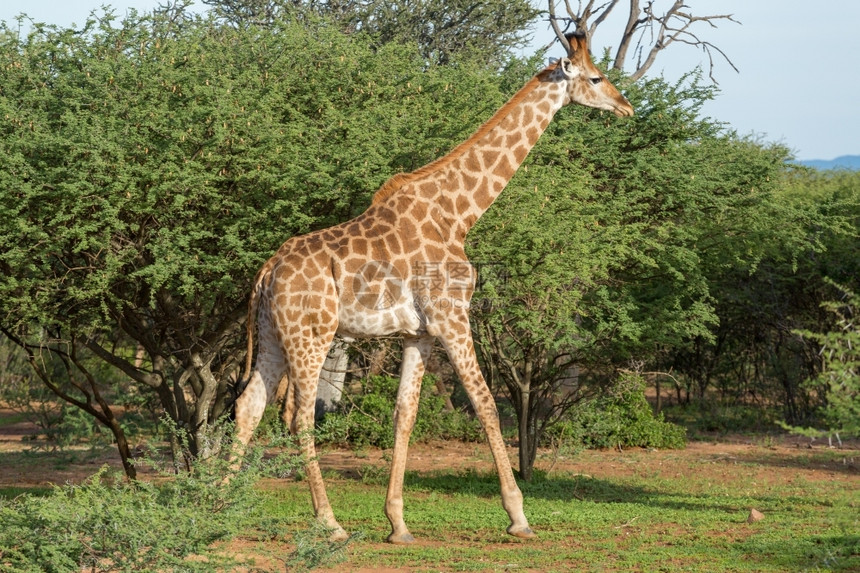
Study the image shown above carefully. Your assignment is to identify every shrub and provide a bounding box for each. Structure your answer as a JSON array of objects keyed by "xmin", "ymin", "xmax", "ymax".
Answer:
[
  {"xmin": 0, "ymin": 428, "xmax": 303, "ymax": 572},
  {"xmin": 317, "ymin": 375, "xmax": 483, "ymax": 449},
  {"xmin": 546, "ymin": 373, "xmax": 687, "ymax": 450},
  {"xmin": 289, "ymin": 521, "xmax": 363, "ymax": 571}
]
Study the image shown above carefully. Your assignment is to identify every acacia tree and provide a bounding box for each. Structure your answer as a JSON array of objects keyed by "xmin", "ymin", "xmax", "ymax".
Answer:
[
  {"xmin": 0, "ymin": 9, "xmax": 286, "ymax": 463},
  {"xmin": 203, "ymin": 0, "xmax": 540, "ymax": 66},
  {"xmin": 469, "ymin": 65, "xmax": 797, "ymax": 479},
  {"xmin": 342, "ymin": 0, "xmax": 539, "ymax": 65},
  {"xmin": 0, "ymin": 4, "xmax": 517, "ymax": 465}
]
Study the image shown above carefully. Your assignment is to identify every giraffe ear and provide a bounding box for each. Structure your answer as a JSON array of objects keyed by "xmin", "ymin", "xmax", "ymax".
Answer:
[{"xmin": 559, "ymin": 57, "xmax": 578, "ymax": 79}]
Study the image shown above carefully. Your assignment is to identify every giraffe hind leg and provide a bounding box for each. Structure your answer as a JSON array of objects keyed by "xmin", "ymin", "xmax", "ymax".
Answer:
[
  {"xmin": 384, "ymin": 335, "xmax": 433, "ymax": 544},
  {"xmin": 231, "ymin": 317, "xmax": 288, "ymax": 468},
  {"xmin": 288, "ymin": 333, "xmax": 349, "ymax": 542}
]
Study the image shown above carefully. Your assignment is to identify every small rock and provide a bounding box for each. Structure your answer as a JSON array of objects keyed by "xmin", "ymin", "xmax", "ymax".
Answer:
[{"xmin": 747, "ymin": 508, "xmax": 765, "ymax": 523}]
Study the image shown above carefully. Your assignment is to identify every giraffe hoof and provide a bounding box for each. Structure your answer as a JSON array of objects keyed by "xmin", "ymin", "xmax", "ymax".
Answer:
[
  {"xmin": 507, "ymin": 525, "xmax": 537, "ymax": 539},
  {"xmin": 386, "ymin": 532, "xmax": 415, "ymax": 545},
  {"xmin": 328, "ymin": 527, "xmax": 349, "ymax": 542}
]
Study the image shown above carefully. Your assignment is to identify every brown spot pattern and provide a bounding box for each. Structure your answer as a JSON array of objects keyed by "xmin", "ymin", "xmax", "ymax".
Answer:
[{"xmin": 232, "ymin": 38, "xmax": 633, "ymax": 544}]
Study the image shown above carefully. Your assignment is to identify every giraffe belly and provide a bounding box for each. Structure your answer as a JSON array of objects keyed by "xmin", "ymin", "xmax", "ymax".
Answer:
[{"xmin": 336, "ymin": 299, "xmax": 424, "ymax": 339}]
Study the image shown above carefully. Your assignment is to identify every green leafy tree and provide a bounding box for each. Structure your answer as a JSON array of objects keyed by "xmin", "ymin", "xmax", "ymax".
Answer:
[
  {"xmin": 345, "ymin": 0, "xmax": 539, "ymax": 65},
  {"xmin": 0, "ymin": 5, "xmax": 512, "ymax": 462},
  {"xmin": 666, "ymin": 170, "xmax": 859, "ymax": 422},
  {"xmin": 793, "ymin": 282, "xmax": 860, "ymax": 439},
  {"xmin": 203, "ymin": 0, "xmax": 539, "ymax": 66}
]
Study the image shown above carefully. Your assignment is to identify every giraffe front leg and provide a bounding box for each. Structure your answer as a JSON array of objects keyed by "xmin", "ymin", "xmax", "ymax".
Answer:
[
  {"xmin": 384, "ymin": 336, "xmax": 433, "ymax": 544},
  {"xmin": 441, "ymin": 320, "xmax": 535, "ymax": 539}
]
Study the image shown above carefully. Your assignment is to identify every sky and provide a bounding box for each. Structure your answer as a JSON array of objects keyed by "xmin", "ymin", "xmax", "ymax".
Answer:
[{"xmin": 2, "ymin": 1, "xmax": 858, "ymax": 161}]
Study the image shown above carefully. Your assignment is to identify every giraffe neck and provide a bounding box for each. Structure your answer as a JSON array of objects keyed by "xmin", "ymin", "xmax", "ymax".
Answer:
[{"xmin": 372, "ymin": 64, "xmax": 568, "ymax": 241}]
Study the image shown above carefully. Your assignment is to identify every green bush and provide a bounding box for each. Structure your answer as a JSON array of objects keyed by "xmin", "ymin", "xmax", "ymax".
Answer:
[
  {"xmin": 0, "ymin": 430, "xmax": 302, "ymax": 572},
  {"xmin": 0, "ymin": 468, "xmax": 240, "ymax": 571},
  {"xmin": 662, "ymin": 401, "xmax": 780, "ymax": 436},
  {"xmin": 317, "ymin": 375, "xmax": 483, "ymax": 449},
  {"xmin": 546, "ymin": 373, "xmax": 687, "ymax": 450},
  {"xmin": 289, "ymin": 520, "xmax": 363, "ymax": 571},
  {"xmin": 788, "ymin": 280, "xmax": 860, "ymax": 439}
]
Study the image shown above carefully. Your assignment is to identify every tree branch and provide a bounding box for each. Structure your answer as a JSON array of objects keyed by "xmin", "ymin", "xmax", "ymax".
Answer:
[
  {"xmin": 547, "ymin": 1, "xmax": 572, "ymax": 54},
  {"xmin": 554, "ymin": 0, "xmax": 740, "ymax": 82},
  {"xmin": 83, "ymin": 337, "xmax": 163, "ymax": 388}
]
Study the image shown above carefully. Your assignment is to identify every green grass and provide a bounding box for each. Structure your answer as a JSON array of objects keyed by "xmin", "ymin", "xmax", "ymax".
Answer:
[
  {"xmin": 0, "ymin": 486, "xmax": 51, "ymax": 499},
  {"xmin": 0, "ymin": 411, "xmax": 29, "ymax": 427},
  {"xmin": 251, "ymin": 452, "xmax": 859, "ymax": 572},
  {"xmin": 0, "ymin": 442, "xmax": 856, "ymax": 571}
]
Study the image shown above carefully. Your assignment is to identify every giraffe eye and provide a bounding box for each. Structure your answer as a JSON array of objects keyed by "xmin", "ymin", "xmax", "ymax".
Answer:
[{"xmin": 590, "ymin": 77, "xmax": 603, "ymax": 85}]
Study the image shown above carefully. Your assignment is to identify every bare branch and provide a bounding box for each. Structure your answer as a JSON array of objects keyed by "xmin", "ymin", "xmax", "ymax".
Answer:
[
  {"xmin": 547, "ymin": 1, "xmax": 572, "ymax": 54},
  {"xmin": 589, "ymin": 0, "xmax": 622, "ymax": 38},
  {"xmin": 554, "ymin": 0, "xmax": 740, "ymax": 82},
  {"xmin": 629, "ymin": 1, "xmax": 740, "ymax": 81},
  {"xmin": 612, "ymin": 0, "xmax": 642, "ymax": 72}
]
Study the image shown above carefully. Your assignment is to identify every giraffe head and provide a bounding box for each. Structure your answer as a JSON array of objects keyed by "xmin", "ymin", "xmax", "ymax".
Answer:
[{"xmin": 557, "ymin": 31, "xmax": 634, "ymax": 117}]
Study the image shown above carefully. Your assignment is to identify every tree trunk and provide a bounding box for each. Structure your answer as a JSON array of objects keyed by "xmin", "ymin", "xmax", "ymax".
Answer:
[
  {"xmin": 612, "ymin": 0, "xmax": 641, "ymax": 72},
  {"xmin": 108, "ymin": 416, "xmax": 138, "ymax": 480},
  {"xmin": 434, "ymin": 377, "xmax": 455, "ymax": 412},
  {"xmin": 316, "ymin": 340, "xmax": 348, "ymax": 420},
  {"xmin": 516, "ymin": 386, "xmax": 535, "ymax": 482}
]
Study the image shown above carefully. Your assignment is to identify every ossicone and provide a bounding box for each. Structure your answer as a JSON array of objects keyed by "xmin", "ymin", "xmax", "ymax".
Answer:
[{"xmin": 564, "ymin": 29, "xmax": 588, "ymax": 56}]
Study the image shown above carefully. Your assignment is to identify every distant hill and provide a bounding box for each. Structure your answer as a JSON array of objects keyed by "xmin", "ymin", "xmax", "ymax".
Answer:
[{"xmin": 796, "ymin": 155, "xmax": 860, "ymax": 170}]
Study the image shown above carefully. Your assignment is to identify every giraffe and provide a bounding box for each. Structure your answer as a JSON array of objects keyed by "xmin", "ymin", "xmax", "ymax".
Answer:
[{"xmin": 233, "ymin": 31, "xmax": 633, "ymax": 544}]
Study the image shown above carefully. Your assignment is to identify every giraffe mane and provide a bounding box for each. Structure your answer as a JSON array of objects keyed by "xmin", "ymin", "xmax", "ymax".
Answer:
[{"xmin": 371, "ymin": 65, "xmax": 557, "ymax": 205}]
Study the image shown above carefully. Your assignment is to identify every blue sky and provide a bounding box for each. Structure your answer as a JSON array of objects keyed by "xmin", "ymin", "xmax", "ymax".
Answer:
[
  {"xmin": 527, "ymin": 0, "xmax": 860, "ymax": 162},
  {"xmin": 2, "ymin": 1, "xmax": 858, "ymax": 161}
]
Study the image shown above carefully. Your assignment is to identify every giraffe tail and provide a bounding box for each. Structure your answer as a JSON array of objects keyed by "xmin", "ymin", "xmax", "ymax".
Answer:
[{"xmin": 241, "ymin": 267, "xmax": 267, "ymax": 385}]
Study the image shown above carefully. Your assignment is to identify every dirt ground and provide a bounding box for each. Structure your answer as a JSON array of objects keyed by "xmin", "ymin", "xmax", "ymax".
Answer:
[
  {"xmin": 2, "ymin": 405, "xmax": 858, "ymax": 572},
  {"xmin": 1, "ymin": 405, "xmax": 857, "ymax": 490}
]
